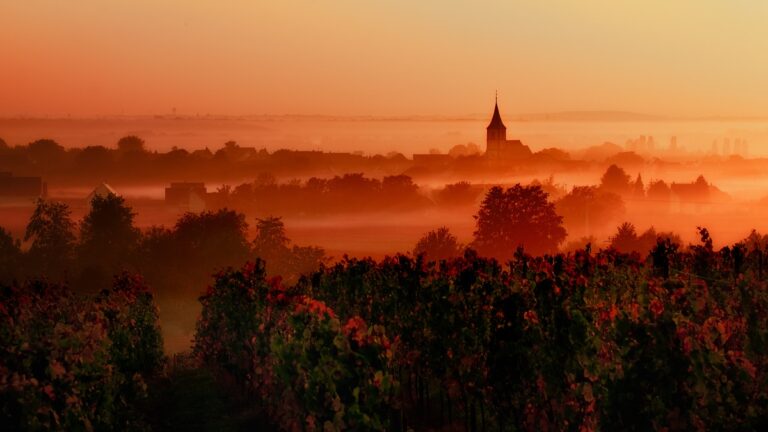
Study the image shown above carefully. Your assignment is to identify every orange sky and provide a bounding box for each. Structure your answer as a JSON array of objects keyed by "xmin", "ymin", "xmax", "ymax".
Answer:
[{"xmin": 2, "ymin": 1, "xmax": 768, "ymax": 117}]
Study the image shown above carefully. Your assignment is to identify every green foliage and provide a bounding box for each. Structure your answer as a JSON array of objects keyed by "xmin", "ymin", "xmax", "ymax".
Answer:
[
  {"xmin": 194, "ymin": 261, "xmax": 396, "ymax": 431},
  {"xmin": 304, "ymin": 242, "xmax": 768, "ymax": 431},
  {"xmin": 0, "ymin": 276, "xmax": 164, "ymax": 430},
  {"xmin": 98, "ymin": 274, "xmax": 164, "ymax": 379}
]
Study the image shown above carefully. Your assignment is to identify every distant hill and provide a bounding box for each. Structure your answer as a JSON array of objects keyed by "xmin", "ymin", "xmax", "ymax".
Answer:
[{"xmin": 510, "ymin": 111, "xmax": 670, "ymax": 122}]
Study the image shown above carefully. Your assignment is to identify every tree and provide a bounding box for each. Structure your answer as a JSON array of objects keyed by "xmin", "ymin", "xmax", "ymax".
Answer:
[
  {"xmin": 289, "ymin": 245, "xmax": 327, "ymax": 278},
  {"xmin": 632, "ymin": 174, "xmax": 645, "ymax": 199},
  {"xmin": 173, "ymin": 209, "xmax": 251, "ymax": 274},
  {"xmin": 436, "ymin": 182, "xmax": 481, "ymax": 207},
  {"xmin": 253, "ymin": 217, "xmax": 290, "ymax": 256},
  {"xmin": 0, "ymin": 227, "xmax": 22, "ymax": 283},
  {"xmin": 647, "ymin": 180, "xmax": 671, "ymax": 202},
  {"xmin": 253, "ymin": 216, "xmax": 291, "ymax": 274},
  {"xmin": 473, "ymin": 185, "xmax": 566, "ymax": 258},
  {"xmin": 117, "ymin": 135, "xmax": 146, "ymax": 153},
  {"xmin": 24, "ymin": 199, "xmax": 76, "ymax": 278},
  {"xmin": 414, "ymin": 227, "xmax": 461, "ymax": 261},
  {"xmin": 610, "ymin": 222, "xmax": 638, "ymax": 253},
  {"xmin": 556, "ymin": 186, "xmax": 625, "ymax": 236},
  {"xmin": 381, "ymin": 175, "xmax": 422, "ymax": 207},
  {"xmin": 78, "ymin": 194, "xmax": 141, "ymax": 290},
  {"xmin": 27, "ymin": 139, "xmax": 65, "ymax": 168},
  {"xmin": 253, "ymin": 216, "xmax": 325, "ymax": 279},
  {"xmin": 743, "ymin": 229, "xmax": 768, "ymax": 251},
  {"xmin": 599, "ymin": 164, "xmax": 631, "ymax": 195},
  {"xmin": 610, "ymin": 223, "xmax": 676, "ymax": 255},
  {"xmin": 448, "ymin": 143, "xmax": 481, "ymax": 157}
]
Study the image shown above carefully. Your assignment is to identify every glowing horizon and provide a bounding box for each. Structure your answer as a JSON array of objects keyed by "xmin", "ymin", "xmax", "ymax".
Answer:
[{"xmin": 2, "ymin": 1, "xmax": 768, "ymax": 118}]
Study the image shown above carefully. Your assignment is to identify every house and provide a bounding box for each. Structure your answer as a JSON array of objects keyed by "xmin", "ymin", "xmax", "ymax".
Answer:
[
  {"xmin": 670, "ymin": 175, "xmax": 710, "ymax": 213},
  {"xmin": 165, "ymin": 182, "xmax": 207, "ymax": 212},
  {"xmin": 0, "ymin": 172, "xmax": 46, "ymax": 202},
  {"xmin": 86, "ymin": 182, "xmax": 118, "ymax": 203}
]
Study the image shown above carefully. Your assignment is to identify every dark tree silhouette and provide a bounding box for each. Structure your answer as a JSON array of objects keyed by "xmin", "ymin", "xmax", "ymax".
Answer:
[
  {"xmin": 744, "ymin": 229, "xmax": 768, "ymax": 251},
  {"xmin": 436, "ymin": 182, "xmax": 481, "ymax": 207},
  {"xmin": 77, "ymin": 194, "xmax": 141, "ymax": 291},
  {"xmin": 414, "ymin": 227, "xmax": 461, "ymax": 261},
  {"xmin": 610, "ymin": 222, "xmax": 639, "ymax": 253},
  {"xmin": 610, "ymin": 222, "xmax": 678, "ymax": 254},
  {"xmin": 252, "ymin": 216, "xmax": 325, "ymax": 279},
  {"xmin": 24, "ymin": 199, "xmax": 76, "ymax": 278},
  {"xmin": 473, "ymin": 184, "xmax": 566, "ymax": 258},
  {"xmin": 636, "ymin": 227, "xmax": 659, "ymax": 254},
  {"xmin": 632, "ymin": 173, "xmax": 645, "ymax": 199},
  {"xmin": 0, "ymin": 227, "xmax": 22, "ymax": 283},
  {"xmin": 647, "ymin": 179, "xmax": 672, "ymax": 202},
  {"xmin": 253, "ymin": 216, "xmax": 291, "ymax": 266},
  {"xmin": 27, "ymin": 139, "xmax": 64, "ymax": 159},
  {"xmin": 288, "ymin": 244, "xmax": 326, "ymax": 279},
  {"xmin": 117, "ymin": 135, "xmax": 146, "ymax": 153},
  {"xmin": 173, "ymin": 209, "xmax": 251, "ymax": 277},
  {"xmin": 599, "ymin": 164, "xmax": 631, "ymax": 195}
]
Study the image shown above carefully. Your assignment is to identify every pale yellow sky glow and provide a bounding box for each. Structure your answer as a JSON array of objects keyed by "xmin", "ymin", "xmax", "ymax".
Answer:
[{"xmin": 1, "ymin": 0, "xmax": 767, "ymax": 117}]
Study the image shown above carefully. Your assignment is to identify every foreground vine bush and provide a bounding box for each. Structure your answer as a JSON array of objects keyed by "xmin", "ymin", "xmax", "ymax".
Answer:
[
  {"xmin": 194, "ymin": 261, "xmax": 396, "ymax": 431},
  {"xmin": 302, "ymin": 238, "xmax": 768, "ymax": 431},
  {"xmin": 0, "ymin": 274, "xmax": 163, "ymax": 431},
  {"xmin": 193, "ymin": 233, "xmax": 768, "ymax": 431}
]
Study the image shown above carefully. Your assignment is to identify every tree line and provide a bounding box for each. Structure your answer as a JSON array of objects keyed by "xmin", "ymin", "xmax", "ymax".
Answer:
[{"xmin": 0, "ymin": 195, "xmax": 326, "ymax": 293}]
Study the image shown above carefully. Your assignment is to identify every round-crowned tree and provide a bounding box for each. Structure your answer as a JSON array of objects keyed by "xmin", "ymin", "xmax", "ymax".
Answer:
[
  {"xmin": 599, "ymin": 164, "xmax": 631, "ymax": 195},
  {"xmin": 473, "ymin": 184, "xmax": 566, "ymax": 259},
  {"xmin": 413, "ymin": 226, "xmax": 461, "ymax": 262}
]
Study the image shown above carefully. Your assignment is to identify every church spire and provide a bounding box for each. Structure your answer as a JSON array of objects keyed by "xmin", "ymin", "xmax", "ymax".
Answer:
[{"xmin": 487, "ymin": 95, "xmax": 506, "ymax": 130}]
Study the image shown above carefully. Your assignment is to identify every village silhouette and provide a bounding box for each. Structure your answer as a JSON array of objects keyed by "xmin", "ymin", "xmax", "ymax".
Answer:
[{"xmin": 2, "ymin": 98, "xmax": 768, "ymax": 431}]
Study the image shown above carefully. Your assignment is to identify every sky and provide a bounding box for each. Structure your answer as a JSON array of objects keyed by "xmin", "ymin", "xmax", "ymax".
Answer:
[{"xmin": 1, "ymin": 0, "xmax": 768, "ymax": 117}]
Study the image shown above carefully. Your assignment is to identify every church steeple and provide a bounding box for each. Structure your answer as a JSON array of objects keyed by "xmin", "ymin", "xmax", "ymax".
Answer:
[
  {"xmin": 487, "ymin": 100, "xmax": 506, "ymax": 130},
  {"xmin": 486, "ymin": 95, "xmax": 506, "ymax": 149}
]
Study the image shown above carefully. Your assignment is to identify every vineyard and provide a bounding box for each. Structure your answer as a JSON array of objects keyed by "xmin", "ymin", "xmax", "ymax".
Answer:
[
  {"xmin": 2, "ymin": 231, "xmax": 768, "ymax": 430},
  {"xmin": 194, "ymin": 231, "xmax": 768, "ymax": 431},
  {"xmin": 0, "ymin": 275, "xmax": 163, "ymax": 430}
]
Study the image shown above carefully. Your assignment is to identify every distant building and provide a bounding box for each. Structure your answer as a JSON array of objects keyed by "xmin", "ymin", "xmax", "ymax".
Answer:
[
  {"xmin": 484, "ymin": 99, "xmax": 532, "ymax": 161},
  {"xmin": 86, "ymin": 182, "xmax": 118, "ymax": 203},
  {"xmin": 0, "ymin": 172, "xmax": 46, "ymax": 201},
  {"xmin": 165, "ymin": 182, "xmax": 207, "ymax": 212},
  {"xmin": 670, "ymin": 175, "xmax": 710, "ymax": 213},
  {"xmin": 218, "ymin": 141, "xmax": 260, "ymax": 162}
]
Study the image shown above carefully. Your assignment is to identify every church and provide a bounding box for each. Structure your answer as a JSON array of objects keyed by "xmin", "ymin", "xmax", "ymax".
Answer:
[{"xmin": 485, "ymin": 98, "xmax": 532, "ymax": 161}]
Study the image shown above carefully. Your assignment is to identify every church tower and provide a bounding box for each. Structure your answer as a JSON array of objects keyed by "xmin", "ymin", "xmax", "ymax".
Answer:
[{"xmin": 486, "ymin": 97, "xmax": 506, "ymax": 158}]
